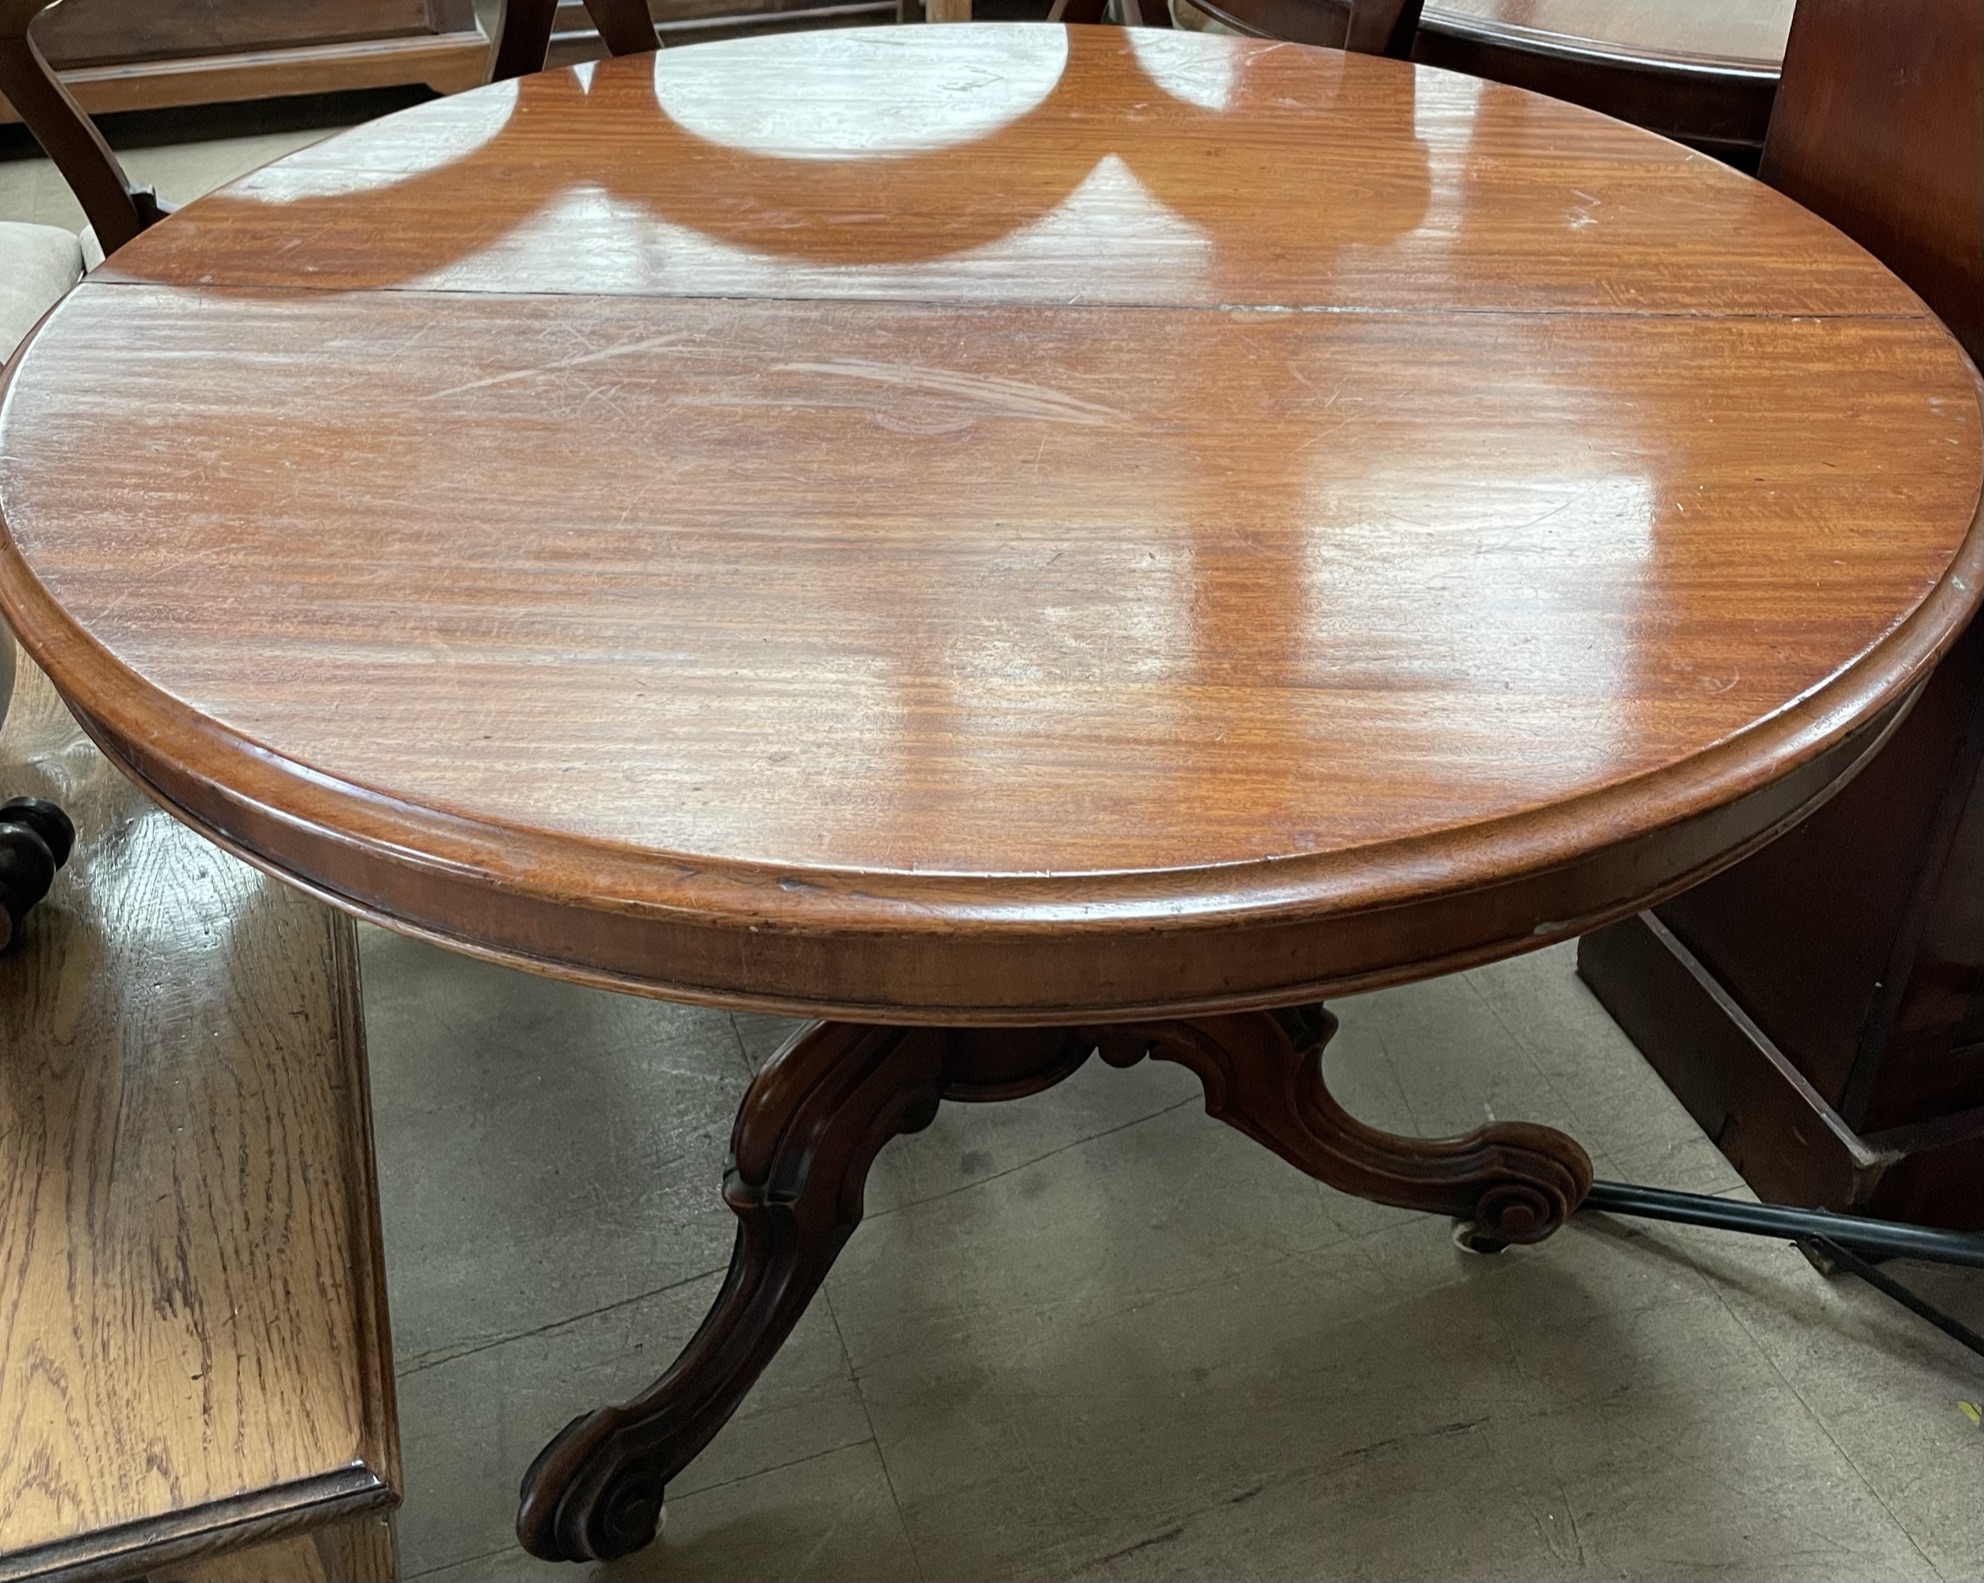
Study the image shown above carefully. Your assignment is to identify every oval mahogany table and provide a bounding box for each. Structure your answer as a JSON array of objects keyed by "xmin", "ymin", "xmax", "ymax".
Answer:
[{"xmin": 0, "ymin": 23, "xmax": 1978, "ymax": 1563}]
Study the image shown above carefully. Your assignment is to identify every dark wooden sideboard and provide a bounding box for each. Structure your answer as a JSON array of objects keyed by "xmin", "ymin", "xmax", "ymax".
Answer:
[
  {"xmin": 1578, "ymin": 0, "xmax": 1984, "ymax": 1234},
  {"xmin": 1579, "ymin": 624, "xmax": 1984, "ymax": 1231},
  {"xmin": 0, "ymin": 0, "xmax": 490, "ymax": 124}
]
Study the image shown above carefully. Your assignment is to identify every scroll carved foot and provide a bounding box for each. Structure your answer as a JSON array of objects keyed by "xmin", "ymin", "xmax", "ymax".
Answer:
[
  {"xmin": 516, "ymin": 1020, "xmax": 948, "ymax": 1563},
  {"xmin": 1086, "ymin": 1006, "xmax": 1592, "ymax": 1246}
]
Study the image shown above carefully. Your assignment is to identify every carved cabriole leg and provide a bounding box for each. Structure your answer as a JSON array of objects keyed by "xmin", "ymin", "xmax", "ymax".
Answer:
[
  {"xmin": 1083, "ymin": 1006, "xmax": 1593, "ymax": 1245},
  {"xmin": 517, "ymin": 1007, "xmax": 1588, "ymax": 1563},
  {"xmin": 516, "ymin": 1020, "xmax": 954, "ymax": 1563}
]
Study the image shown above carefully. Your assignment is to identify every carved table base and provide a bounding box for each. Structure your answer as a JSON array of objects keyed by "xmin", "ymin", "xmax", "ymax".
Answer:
[{"xmin": 516, "ymin": 1006, "xmax": 1593, "ymax": 1562}]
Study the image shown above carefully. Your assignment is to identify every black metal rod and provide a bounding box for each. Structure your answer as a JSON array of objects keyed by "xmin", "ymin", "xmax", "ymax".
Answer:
[
  {"xmin": 1807, "ymin": 1237, "xmax": 1984, "ymax": 1362},
  {"xmin": 1581, "ymin": 1180, "xmax": 1984, "ymax": 1270}
]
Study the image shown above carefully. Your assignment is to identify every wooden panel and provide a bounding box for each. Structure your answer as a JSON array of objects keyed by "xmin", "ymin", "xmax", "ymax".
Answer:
[
  {"xmin": 0, "ymin": 26, "xmax": 1977, "ymax": 1023},
  {"xmin": 1579, "ymin": 912, "xmax": 1984, "ymax": 1232},
  {"xmin": 555, "ymin": 0, "xmax": 884, "ymax": 33},
  {"xmin": 1761, "ymin": 0, "xmax": 1984, "ymax": 365},
  {"xmin": 1577, "ymin": 912, "xmax": 1895, "ymax": 1212},
  {"xmin": 1576, "ymin": 0, "xmax": 1984, "ymax": 1231},
  {"xmin": 0, "ymin": 29, "xmax": 492, "ymax": 127},
  {"xmin": 164, "ymin": 1514, "xmax": 398, "ymax": 1582},
  {"xmin": 0, "ymin": 0, "xmax": 490, "ymax": 131},
  {"xmin": 1860, "ymin": 1107, "xmax": 1984, "ymax": 1232},
  {"xmin": 31, "ymin": 1, "xmax": 442, "ymax": 69},
  {"xmin": 1870, "ymin": 757, "xmax": 1984, "ymax": 1126},
  {"xmin": 0, "ymin": 660, "xmax": 398, "ymax": 1578}
]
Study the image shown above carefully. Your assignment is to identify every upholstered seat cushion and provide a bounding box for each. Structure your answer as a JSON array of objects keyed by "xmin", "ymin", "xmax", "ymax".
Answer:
[
  {"xmin": 0, "ymin": 219, "xmax": 85, "ymax": 732},
  {"xmin": 0, "ymin": 220, "xmax": 83, "ymax": 364}
]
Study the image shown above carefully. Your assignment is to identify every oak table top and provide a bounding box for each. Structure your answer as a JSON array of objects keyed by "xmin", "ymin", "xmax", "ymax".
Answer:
[{"xmin": 0, "ymin": 23, "xmax": 1978, "ymax": 1025}]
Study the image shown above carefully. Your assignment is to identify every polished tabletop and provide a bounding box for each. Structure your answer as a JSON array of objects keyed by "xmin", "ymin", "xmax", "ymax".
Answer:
[{"xmin": 0, "ymin": 25, "xmax": 1977, "ymax": 1021}]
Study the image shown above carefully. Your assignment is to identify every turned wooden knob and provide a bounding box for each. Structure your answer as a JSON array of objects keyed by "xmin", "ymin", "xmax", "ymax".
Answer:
[{"xmin": 0, "ymin": 796, "xmax": 74, "ymax": 951}]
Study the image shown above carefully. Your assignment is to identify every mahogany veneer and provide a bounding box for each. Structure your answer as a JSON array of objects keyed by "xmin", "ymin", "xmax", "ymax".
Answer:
[{"xmin": 0, "ymin": 26, "xmax": 1975, "ymax": 1560}]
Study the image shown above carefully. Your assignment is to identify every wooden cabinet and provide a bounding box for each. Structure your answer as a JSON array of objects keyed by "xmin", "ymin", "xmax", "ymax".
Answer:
[
  {"xmin": 5, "ymin": 0, "xmax": 489, "ymax": 124},
  {"xmin": 1579, "ymin": 621, "xmax": 1984, "ymax": 1233}
]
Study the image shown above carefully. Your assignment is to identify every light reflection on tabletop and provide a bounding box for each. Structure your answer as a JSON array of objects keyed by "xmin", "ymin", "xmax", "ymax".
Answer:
[{"xmin": 4, "ymin": 25, "xmax": 1976, "ymax": 885}]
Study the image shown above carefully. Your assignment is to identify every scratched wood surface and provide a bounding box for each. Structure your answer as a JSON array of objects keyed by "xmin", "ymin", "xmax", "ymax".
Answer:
[
  {"xmin": 0, "ymin": 658, "xmax": 399, "ymax": 1578},
  {"xmin": 0, "ymin": 25, "xmax": 1977, "ymax": 1021}
]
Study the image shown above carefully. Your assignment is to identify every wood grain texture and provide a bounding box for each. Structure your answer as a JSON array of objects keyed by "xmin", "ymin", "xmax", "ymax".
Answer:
[
  {"xmin": 163, "ymin": 1513, "xmax": 397, "ymax": 1582},
  {"xmin": 0, "ymin": 660, "xmax": 399, "ymax": 1579},
  {"xmin": 1762, "ymin": 0, "xmax": 1983, "ymax": 367},
  {"xmin": 1577, "ymin": 0, "xmax": 1984, "ymax": 1233},
  {"xmin": 0, "ymin": 26, "xmax": 1977, "ymax": 1022},
  {"xmin": 27, "ymin": 0, "xmax": 449, "ymax": 68},
  {"xmin": 91, "ymin": 29, "xmax": 1924, "ymax": 311}
]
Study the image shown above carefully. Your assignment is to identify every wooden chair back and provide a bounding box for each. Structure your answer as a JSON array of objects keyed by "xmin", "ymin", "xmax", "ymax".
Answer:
[
  {"xmin": 0, "ymin": 0, "xmax": 166, "ymax": 256},
  {"xmin": 493, "ymin": 0, "xmax": 1422, "ymax": 70},
  {"xmin": 493, "ymin": 0, "xmax": 659, "ymax": 81},
  {"xmin": 1760, "ymin": 0, "xmax": 1982, "ymax": 366}
]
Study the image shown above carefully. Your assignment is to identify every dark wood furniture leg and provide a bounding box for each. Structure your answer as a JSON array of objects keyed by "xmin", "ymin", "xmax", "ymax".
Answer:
[
  {"xmin": 515, "ymin": 1020, "xmax": 952, "ymax": 1562},
  {"xmin": 1089, "ymin": 1006, "xmax": 1591, "ymax": 1246},
  {"xmin": 0, "ymin": 794, "xmax": 74, "ymax": 951},
  {"xmin": 516, "ymin": 1006, "xmax": 1592, "ymax": 1563}
]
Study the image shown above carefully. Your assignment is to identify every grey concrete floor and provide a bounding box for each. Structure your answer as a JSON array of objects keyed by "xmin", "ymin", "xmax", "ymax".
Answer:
[
  {"xmin": 2, "ymin": 98, "xmax": 1980, "ymax": 1582},
  {"xmin": 359, "ymin": 930, "xmax": 1983, "ymax": 1582}
]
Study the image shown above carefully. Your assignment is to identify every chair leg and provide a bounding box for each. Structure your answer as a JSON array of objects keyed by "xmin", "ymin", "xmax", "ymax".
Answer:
[{"xmin": 0, "ymin": 796, "xmax": 74, "ymax": 951}]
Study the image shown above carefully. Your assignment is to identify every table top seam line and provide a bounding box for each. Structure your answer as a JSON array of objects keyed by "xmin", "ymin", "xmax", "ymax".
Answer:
[{"xmin": 72, "ymin": 278, "xmax": 1937, "ymax": 326}]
